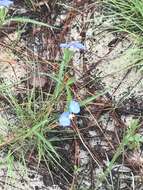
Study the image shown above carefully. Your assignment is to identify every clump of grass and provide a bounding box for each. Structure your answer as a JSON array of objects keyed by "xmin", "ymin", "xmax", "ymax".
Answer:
[
  {"xmin": 0, "ymin": 47, "xmax": 75, "ymax": 187},
  {"xmin": 103, "ymin": 0, "xmax": 143, "ymax": 41},
  {"xmin": 96, "ymin": 119, "xmax": 141, "ymax": 189},
  {"xmin": 0, "ymin": 5, "xmax": 69, "ymax": 185},
  {"xmin": 0, "ymin": 42, "xmax": 106, "ymax": 188},
  {"xmin": 0, "ymin": 4, "xmax": 67, "ymax": 175},
  {"xmin": 0, "ymin": 3, "xmax": 57, "ymax": 29}
]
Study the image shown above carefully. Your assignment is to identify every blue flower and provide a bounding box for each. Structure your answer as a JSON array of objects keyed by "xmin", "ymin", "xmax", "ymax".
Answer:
[
  {"xmin": 69, "ymin": 100, "xmax": 80, "ymax": 114},
  {"xmin": 59, "ymin": 100, "xmax": 81, "ymax": 127},
  {"xmin": 60, "ymin": 41, "xmax": 86, "ymax": 51},
  {"xmin": 0, "ymin": 0, "xmax": 13, "ymax": 7},
  {"xmin": 59, "ymin": 112, "xmax": 71, "ymax": 127}
]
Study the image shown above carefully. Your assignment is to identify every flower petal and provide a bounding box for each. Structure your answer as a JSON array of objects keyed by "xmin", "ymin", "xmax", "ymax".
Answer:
[
  {"xmin": 69, "ymin": 100, "xmax": 80, "ymax": 114},
  {"xmin": 0, "ymin": 0, "xmax": 13, "ymax": 7},
  {"xmin": 59, "ymin": 43, "xmax": 70, "ymax": 49},
  {"xmin": 60, "ymin": 41, "xmax": 85, "ymax": 51},
  {"xmin": 59, "ymin": 112, "xmax": 71, "ymax": 127},
  {"xmin": 70, "ymin": 41, "xmax": 86, "ymax": 50}
]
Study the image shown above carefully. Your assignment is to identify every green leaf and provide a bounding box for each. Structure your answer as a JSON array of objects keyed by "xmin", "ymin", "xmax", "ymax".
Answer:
[
  {"xmin": 4, "ymin": 17, "xmax": 58, "ymax": 29},
  {"xmin": 34, "ymin": 131, "xmax": 60, "ymax": 161},
  {"xmin": 54, "ymin": 49, "xmax": 74, "ymax": 98},
  {"xmin": 80, "ymin": 90, "xmax": 107, "ymax": 107},
  {"xmin": 65, "ymin": 77, "xmax": 75, "ymax": 107},
  {"xmin": 66, "ymin": 77, "xmax": 75, "ymax": 86},
  {"xmin": 0, "ymin": 7, "xmax": 8, "ymax": 25}
]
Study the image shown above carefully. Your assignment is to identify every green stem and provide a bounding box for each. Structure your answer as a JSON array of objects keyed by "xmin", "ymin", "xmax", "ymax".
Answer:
[{"xmin": 54, "ymin": 49, "xmax": 74, "ymax": 98}]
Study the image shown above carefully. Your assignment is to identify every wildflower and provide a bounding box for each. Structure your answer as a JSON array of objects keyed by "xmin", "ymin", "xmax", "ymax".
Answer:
[
  {"xmin": 69, "ymin": 100, "xmax": 80, "ymax": 114},
  {"xmin": 0, "ymin": 0, "xmax": 13, "ymax": 7},
  {"xmin": 59, "ymin": 112, "xmax": 71, "ymax": 127},
  {"xmin": 60, "ymin": 41, "xmax": 86, "ymax": 51},
  {"xmin": 59, "ymin": 100, "xmax": 81, "ymax": 127}
]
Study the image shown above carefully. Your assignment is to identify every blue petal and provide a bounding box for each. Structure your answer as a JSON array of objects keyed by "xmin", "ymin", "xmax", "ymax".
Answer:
[
  {"xmin": 0, "ymin": 0, "xmax": 13, "ymax": 7},
  {"xmin": 70, "ymin": 41, "xmax": 86, "ymax": 50},
  {"xmin": 59, "ymin": 112, "xmax": 71, "ymax": 127},
  {"xmin": 69, "ymin": 100, "xmax": 80, "ymax": 114},
  {"xmin": 60, "ymin": 43, "xmax": 70, "ymax": 49},
  {"xmin": 60, "ymin": 41, "xmax": 85, "ymax": 51}
]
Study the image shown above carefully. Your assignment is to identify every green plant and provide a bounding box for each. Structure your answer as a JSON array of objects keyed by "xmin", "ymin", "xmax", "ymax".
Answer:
[
  {"xmin": 103, "ymin": 0, "xmax": 143, "ymax": 41},
  {"xmin": 0, "ymin": 38, "xmax": 108, "ymax": 188},
  {"xmin": 0, "ymin": 4, "xmax": 57, "ymax": 29},
  {"xmin": 96, "ymin": 119, "xmax": 141, "ymax": 189},
  {"xmin": 0, "ymin": 7, "xmax": 8, "ymax": 25},
  {"xmin": 0, "ymin": 48, "xmax": 74, "ymax": 180},
  {"xmin": 125, "ymin": 122, "xmax": 143, "ymax": 149}
]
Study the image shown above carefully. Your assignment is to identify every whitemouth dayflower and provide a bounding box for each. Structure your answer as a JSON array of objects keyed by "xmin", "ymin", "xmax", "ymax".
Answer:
[
  {"xmin": 59, "ymin": 100, "xmax": 80, "ymax": 127},
  {"xmin": 69, "ymin": 100, "xmax": 80, "ymax": 114},
  {"xmin": 60, "ymin": 41, "xmax": 86, "ymax": 51},
  {"xmin": 0, "ymin": 0, "xmax": 13, "ymax": 7},
  {"xmin": 59, "ymin": 112, "xmax": 71, "ymax": 127}
]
